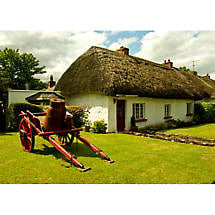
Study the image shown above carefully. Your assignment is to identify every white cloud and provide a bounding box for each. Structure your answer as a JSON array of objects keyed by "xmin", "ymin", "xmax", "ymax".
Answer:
[
  {"xmin": 108, "ymin": 36, "xmax": 138, "ymax": 51},
  {"xmin": 135, "ymin": 31, "xmax": 215, "ymax": 77},
  {"xmin": 0, "ymin": 31, "xmax": 107, "ymax": 82}
]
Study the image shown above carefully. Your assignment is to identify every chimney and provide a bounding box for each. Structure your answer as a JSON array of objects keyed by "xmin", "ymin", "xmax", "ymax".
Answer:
[
  {"xmin": 163, "ymin": 59, "xmax": 173, "ymax": 68},
  {"xmin": 206, "ymin": 73, "xmax": 210, "ymax": 79},
  {"xmin": 116, "ymin": 46, "xmax": 129, "ymax": 55},
  {"xmin": 48, "ymin": 74, "xmax": 56, "ymax": 88}
]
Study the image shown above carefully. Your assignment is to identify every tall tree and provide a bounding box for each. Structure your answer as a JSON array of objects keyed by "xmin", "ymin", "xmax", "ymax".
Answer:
[{"xmin": 0, "ymin": 48, "xmax": 46, "ymax": 90}]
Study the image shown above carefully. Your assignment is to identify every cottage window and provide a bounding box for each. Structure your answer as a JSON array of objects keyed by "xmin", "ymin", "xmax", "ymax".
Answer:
[
  {"xmin": 164, "ymin": 104, "xmax": 171, "ymax": 117},
  {"xmin": 186, "ymin": 103, "xmax": 193, "ymax": 116},
  {"xmin": 133, "ymin": 103, "xmax": 145, "ymax": 119}
]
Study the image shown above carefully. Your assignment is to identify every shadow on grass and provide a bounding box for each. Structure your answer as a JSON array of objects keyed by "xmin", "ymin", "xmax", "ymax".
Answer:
[
  {"xmin": 33, "ymin": 142, "xmax": 97, "ymax": 161},
  {"xmin": 0, "ymin": 132, "xmax": 13, "ymax": 136}
]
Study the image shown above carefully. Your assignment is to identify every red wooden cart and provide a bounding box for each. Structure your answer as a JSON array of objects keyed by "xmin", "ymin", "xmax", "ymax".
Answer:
[{"xmin": 19, "ymin": 110, "xmax": 114, "ymax": 172}]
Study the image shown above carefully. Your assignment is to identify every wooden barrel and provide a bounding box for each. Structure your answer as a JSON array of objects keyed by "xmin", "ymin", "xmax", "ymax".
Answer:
[{"xmin": 43, "ymin": 98, "xmax": 66, "ymax": 131}]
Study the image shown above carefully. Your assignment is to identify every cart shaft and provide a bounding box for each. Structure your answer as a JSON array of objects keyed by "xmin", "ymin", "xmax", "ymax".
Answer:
[
  {"xmin": 76, "ymin": 134, "xmax": 112, "ymax": 162},
  {"xmin": 46, "ymin": 136, "xmax": 85, "ymax": 168}
]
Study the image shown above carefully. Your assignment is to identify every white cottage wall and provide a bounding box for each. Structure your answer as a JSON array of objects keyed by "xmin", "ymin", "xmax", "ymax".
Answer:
[
  {"xmin": 108, "ymin": 97, "xmax": 117, "ymax": 132},
  {"xmin": 65, "ymin": 93, "xmax": 194, "ymax": 132},
  {"xmin": 8, "ymin": 90, "xmax": 41, "ymax": 105},
  {"xmin": 65, "ymin": 93, "xmax": 110, "ymax": 129},
  {"xmin": 125, "ymin": 97, "xmax": 194, "ymax": 130},
  {"xmin": 8, "ymin": 89, "xmax": 62, "ymax": 106}
]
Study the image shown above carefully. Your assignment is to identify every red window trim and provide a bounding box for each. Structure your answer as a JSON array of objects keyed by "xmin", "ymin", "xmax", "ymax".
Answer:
[
  {"xmin": 164, "ymin": 116, "xmax": 172, "ymax": 119},
  {"xmin": 186, "ymin": 113, "xmax": 193, "ymax": 116},
  {"xmin": 135, "ymin": 118, "xmax": 148, "ymax": 122}
]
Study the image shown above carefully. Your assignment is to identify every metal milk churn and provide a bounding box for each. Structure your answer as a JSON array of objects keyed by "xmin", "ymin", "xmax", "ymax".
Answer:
[{"xmin": 43, "ymin": 98, "xmax": 66, "ymax": 131}]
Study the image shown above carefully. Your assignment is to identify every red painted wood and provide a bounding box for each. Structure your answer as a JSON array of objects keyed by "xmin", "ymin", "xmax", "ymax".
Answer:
[
  {"xmin": 47, "ymin": 136, "xmax": 83, "ymax": 167},
  {"xmin": 19, "ymin": 118, "xmax": 34, "ymax": 152},
  {"xmin": 164, "ymin": 116, "xmax": 172, "ymax": 119},
  {"xmin": 38, "ymin": 128, "xmax": 82, "ymax": 136},
  {"xmin": 117, "ymin": 100, "xmax": 125, "ymax": 132}
]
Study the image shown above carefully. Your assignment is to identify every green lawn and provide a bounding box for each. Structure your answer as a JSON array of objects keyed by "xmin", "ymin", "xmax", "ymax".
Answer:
[
  {"xmin": 165, "ymin": 123, "xmax": 215, "ymax": 139},
  {"xmin": 1, "ymin": 131, "xmax": 215, "ymax": 184}
]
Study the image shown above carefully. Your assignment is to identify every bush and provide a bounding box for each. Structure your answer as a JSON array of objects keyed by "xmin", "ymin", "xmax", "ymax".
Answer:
[
  {"xmin": 91, "ymin": 120, "xmax": 107, "ymax": 134},
  {"xmin": 194, "ymin": 102, "xmax": 215, "ymax": 123},
  {"xmin": 138, "ymin": 119, "xmax": 194, "ymax": 133},
  {"xmin": 66, "ymin": 105, "xmax": 87, "ymax": 128},
  {"xmin": 8, "ymin": 102, "xmax": 43, "ymax": 131}
]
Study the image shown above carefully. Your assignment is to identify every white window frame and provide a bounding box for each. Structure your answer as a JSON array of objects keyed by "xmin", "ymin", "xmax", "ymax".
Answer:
[
  {"xmin": 164, "ymin": 104, "xmax": 171, "ymax": 117},
  {"xmin": 133, "ymin": 103, "xmax": 145, "ymax": 119}
]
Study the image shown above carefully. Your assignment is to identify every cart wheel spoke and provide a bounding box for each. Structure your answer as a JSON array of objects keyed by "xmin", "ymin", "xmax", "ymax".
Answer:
[
  {"xmin": 65, "ymin": 135, "xmax": 68, "ymax": 143},
  {"xmin": 58, "ymin": 133, "xmax": 74, "ymax": 146}
]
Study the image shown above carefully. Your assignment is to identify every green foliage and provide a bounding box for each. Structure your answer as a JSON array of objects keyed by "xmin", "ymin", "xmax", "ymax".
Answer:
[
  {"xmin": 66, "ymin": 105, "xmax": 86, "ymax": 128},
  {"xmin": 130, "ymin": 115, "xmax": 136, "ymax": 127},
  {"xmin": 194, "ymin": 102, "xmax": 215, "ymax": 123},
  {"xmin": 0, "ymin": 48, "xmax": 46, "ymax": 90},
  {"xmin": 91, "ymin": 120, "xmax": 107, "ymax": 134},
  {"xmin": 0, "ymin": 77, "xmax": 8, "ymax": 98},
  {"xmin": 139, "ymin": 119, "xmax": 194, "ymax": 133},
  {"xmin": 179, "ymin": 66, "xmax": 190, "ymax": 72},
  {"xmin": 29, "ymin": 78, "xmax": 48, "ymax": 90},
  {"xmin": 8, "ymin": 102, "xmax": 43, "ymax": 131}
]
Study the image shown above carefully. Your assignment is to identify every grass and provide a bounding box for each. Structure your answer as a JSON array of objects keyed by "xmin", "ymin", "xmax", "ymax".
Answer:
[
  {"xmin": 165, "ymin": 123, "xmax": 215, "ymax": 139},
  {"xmin": 1, "ymin": 131, "xmax": 215, "ymax": 184}
]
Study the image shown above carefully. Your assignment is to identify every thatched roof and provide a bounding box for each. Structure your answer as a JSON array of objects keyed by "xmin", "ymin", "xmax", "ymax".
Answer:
[
  {"xmin": 26, "ymin": 91, "xmax": 64, "ymax": 102},
  {"xmin": 199, "ymin": 76, "xmax": 215, "ymax": 98},
  {"xmin": 55, "ymin": 46, "xmax": 215, "ymax": 100}
]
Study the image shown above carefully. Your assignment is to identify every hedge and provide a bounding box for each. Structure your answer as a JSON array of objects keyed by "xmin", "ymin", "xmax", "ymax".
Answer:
[
  {"xmin": 8, "ymin": 102, "xmax": 43, "ymax": 131},
  {"xmin": 66, "ymin": 105, "xmax": 87, "ymax": 128},
  {"xmin": 194, "ymin": 102, "xmax": 215, "ymax": 123}
]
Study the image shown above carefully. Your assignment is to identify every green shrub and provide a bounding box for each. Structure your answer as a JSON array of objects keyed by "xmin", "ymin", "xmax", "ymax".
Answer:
[
  {"xmin": 66, "ymin": 105, "xmax": 87, "ymax": 128},
  {"xmin": 91, "ymin": 120, "xmax": 107, "ymax": 134},
  {"xmin": 8, "ymin": 102, "xmax": 43, "ymax": 131},
  {"xmin": 139, "ymin": 119, "xmax": 194, "ymax": 133},
  {"xmin": 194, "ymin": 102, "xmax": 215, "ymax": 123}
]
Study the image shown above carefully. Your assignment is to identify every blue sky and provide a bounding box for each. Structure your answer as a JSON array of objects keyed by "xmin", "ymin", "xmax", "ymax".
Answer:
[{"xmin": 95, "ymin": 31, "xmax": 153, "ymax": 55}]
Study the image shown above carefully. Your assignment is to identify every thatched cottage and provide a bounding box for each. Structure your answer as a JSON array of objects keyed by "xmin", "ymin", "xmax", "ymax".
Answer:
[{"xmin": 55, "ymin": 46, "xmax": 215, "ymax": 132}]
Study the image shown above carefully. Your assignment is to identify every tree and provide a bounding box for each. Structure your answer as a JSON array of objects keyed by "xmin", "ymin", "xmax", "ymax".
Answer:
[
  {"xmin": 179, "ymin": 66, "xmax": 190, "ymax": 72},
  {"xmin": 0, "ymin": 48, "xmax": 47, "ymax": 90},
  {"xmin": 0, "ymin": 77, "xmax": 8, "ymax": 99}
]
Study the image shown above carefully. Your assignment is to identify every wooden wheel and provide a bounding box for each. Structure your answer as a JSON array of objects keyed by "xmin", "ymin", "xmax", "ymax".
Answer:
[
  {"xmin": 19, "ymin": 118, "xmax": 35, "ymax": 152},
  {"xmin": 58, "ymin": 133, "xmax": 74, "ymax": 146}
]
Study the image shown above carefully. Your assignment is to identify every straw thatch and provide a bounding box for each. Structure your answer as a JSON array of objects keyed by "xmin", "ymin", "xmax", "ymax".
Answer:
[{"xmin": 55, "ymin": 46, "xmax": 215, "ymax": 100}]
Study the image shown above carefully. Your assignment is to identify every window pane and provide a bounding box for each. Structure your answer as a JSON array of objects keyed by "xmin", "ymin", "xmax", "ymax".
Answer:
[
  {"xmin": 187, "ymin": 103, "xmax": 192, "ymax": 114},
  {"xmin": 133, "ymin": 103, "xmax": 146, "ymax": 119},
  {"xmin": 136, "ymin": 104, "xmax": 139, "ymax": 119},
  {"xmin": 165, "ymin": 104, "xmax": 171, "ymax": 116}
]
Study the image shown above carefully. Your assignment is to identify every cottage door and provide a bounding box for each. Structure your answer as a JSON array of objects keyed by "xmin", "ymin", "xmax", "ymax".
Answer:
[{"xmin": 117, "ymin": 100, "xmax": 125, "ymax": 132}]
